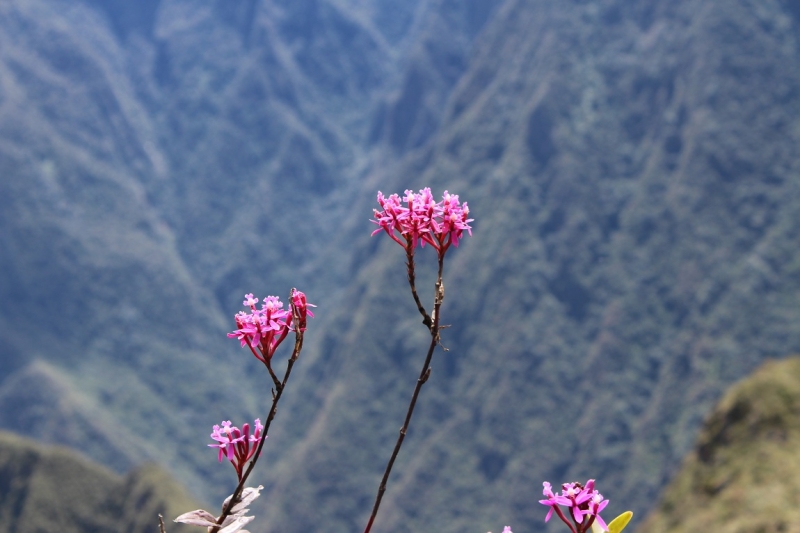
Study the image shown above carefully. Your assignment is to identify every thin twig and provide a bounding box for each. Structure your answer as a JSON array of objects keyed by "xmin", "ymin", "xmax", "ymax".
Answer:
[
  {"xmin": 158, "ymin": 514, "xmax": 167, "ymax": 533},
  {"xmin": 265, "ymin": 359, "xmax": 282, "ymax": 391},
  {"xmin": 362, "ymin": 256, "xmax": 446, "ymax": 533},
  {"xmin": 406, "ymin": 240, "xmax": 432, "ymax": 329}
]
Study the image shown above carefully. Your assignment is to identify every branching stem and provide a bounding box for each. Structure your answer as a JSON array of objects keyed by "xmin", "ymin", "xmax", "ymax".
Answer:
[{"xmin": 362, "ymin": 254, "xmax": 446, "ymax": 533}]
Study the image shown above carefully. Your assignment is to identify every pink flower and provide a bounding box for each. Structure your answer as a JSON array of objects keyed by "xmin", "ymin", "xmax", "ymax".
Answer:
[
  {"xmin": 371, "ymin": 192, "xmax": 407, "ymax": 246},
  {"xmin": 585, "ymin": 490, "xmax": 610, "ymax": 531},
  {"xmin": 371, "ymin": 189, "xmax": 473, "ymax": 257},
  {"xmin": 539, "ymin": 481, "xmax": 571, "ymax": 523},
  {"xmin": 208, "ymin": 419, "xmax": 265, "ymax": 481},
  {"xmin": 561, "ymin": 481, "xmax": 593, "ymax": 523},
  {"xmin": 538, "ymin": 479, "xmax": 609, "ymax": 533},
  {"xmin": 209, "ymin": 420, "xmax": 244, "ymax": 463},
  {"xmin": 398, "ymin": 188, "xmax": 437, "ymax": 249},
  {"xmin": 228, "ymin": 293, "xmax": 308, "ymax": 363}
]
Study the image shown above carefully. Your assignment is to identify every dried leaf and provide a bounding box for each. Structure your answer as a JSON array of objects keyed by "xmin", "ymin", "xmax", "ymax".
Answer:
[
  {"xmin": 174, "ymin": 509, "xmax": 219, "ymax": 527},
  {"xmin": 231, "ymin": 486, "xmax": 263, "ymax": 513},
  {"xmin": 218, "ymin": 516, "xmax": 255, "ymax": 533}
]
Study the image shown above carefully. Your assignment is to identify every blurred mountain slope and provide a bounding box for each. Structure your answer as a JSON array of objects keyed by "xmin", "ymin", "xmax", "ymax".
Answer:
[
  {"xmin": 639, "ymin": 356, "xmax": 800, "ymax": 533},
  {"xmin": 0, "ymin": 430, "xmax": 200, "ymax": 533},
  {"xmin": 258, "ymin": 1, "xmax": 800, "ymax": 532},
  {"xmin": 0, "ymin": 0, "xmax": 268, "ymax": 504},
  {"xmin": 0, "ymin": 0, "xmax": 500, "ymax": 515},
  {"xmin": 2, "ymin": 0, "xmax": 800, "ymax": 533}
]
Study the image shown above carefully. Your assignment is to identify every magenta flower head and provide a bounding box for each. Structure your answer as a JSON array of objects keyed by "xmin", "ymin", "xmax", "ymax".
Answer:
[
  {"xmin": 371, "ymin": 188, "xmax": 473, "ymax": 257},
  {"xmin": 539, "ymin": 479, "xmax": 610, "ymax": 533},
  {"xmin": 209, "ymin": 419, "xmax": 265, "ymax": 481},
  {"xmin": 228, "ymin": 290, "xmax": 314, "ymax": 364}
]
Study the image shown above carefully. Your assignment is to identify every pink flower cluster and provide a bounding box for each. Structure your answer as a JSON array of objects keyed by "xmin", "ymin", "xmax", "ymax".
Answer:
[
  {"xmin": 371, "ymin": 188, "xmax": 473, "ymax": 255},
  {"xmin": 209, "ymin": 419, "xmax": 264, "ymax": 481},
  {"xmin": 540, "ymin": 479, "xmax": 609, "ymax": 533},
  {"xmin": 227, "ymin": 290, "xmax": 315, "ymax": 363}
]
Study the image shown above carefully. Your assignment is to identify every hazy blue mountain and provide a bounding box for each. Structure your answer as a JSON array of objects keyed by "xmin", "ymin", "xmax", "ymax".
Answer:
[
  {"xmin": 1, "ymin": 1, "xmax": 800, "ymax": 533},
  {"xmin": 259, "ymin": 1, "xmax": 800, "ymax": 532}
]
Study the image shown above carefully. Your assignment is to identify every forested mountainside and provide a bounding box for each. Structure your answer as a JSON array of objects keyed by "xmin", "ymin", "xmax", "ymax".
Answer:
[
  {"xmin": 0, "ymin": 431, "xmax": 200, "ymax": 533},
  {"xmin": 1, "ymin": 1, "xmax": 800, "ymax": 532},
  {"xmin": 639, "ymin": 356, "xmax": 800, "ymax": 533}
]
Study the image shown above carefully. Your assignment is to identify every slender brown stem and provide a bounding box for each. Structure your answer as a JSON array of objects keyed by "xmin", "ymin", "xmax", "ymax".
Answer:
[
  {"xmin": 245, "ymin": 338, "xmax": 281, "ymax": 390},
  {"xmin": 406, "ymin": 240, "xmax": 432, "ymax": 329},
  {"xmin": 209, "ymin": 292, "xmax": 305, "ymax": 533},
  {"xmin": 265, "ymin": 359, "xmax": 282, "ymax": 390},
  {"xmin": 362, "ymin": 258, "xmax": 446, "ymax": 533},
  {"xmin": 158, "ymin": 514, "xmax": 167, "ymax": 533}
]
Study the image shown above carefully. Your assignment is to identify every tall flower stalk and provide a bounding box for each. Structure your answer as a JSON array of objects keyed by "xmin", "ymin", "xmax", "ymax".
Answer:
[
  {"xmin": 173, "ymin": 289, "xmax": 314, "ymax": 533},
  {"xmin": 364, "ymin": 188, "xmax": 473, "ymax": 533}
]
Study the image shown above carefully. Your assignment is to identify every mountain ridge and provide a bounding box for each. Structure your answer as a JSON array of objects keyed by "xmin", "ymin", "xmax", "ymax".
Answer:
[{"xmin": 2, "ymin": 1, "xmax": 800, "ymax": 532}]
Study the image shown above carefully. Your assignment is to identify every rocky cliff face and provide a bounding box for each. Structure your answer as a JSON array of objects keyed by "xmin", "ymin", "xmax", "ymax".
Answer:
[{"xmin": 2, "ymin": 0, "xmax": 800, "ymax": 532}]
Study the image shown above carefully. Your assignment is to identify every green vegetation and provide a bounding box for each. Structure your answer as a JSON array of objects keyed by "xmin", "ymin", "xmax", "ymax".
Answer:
[
  {"xmin": 640, "ymin": 356, "xmax": 800, "ymax": 533},
  {"xmin": 0, "ymin": 431, "xmax": 200, "ymax": 533},
  {"xmin": 2, "ymin": 1, "xmax": 800, "ymax": 532}
]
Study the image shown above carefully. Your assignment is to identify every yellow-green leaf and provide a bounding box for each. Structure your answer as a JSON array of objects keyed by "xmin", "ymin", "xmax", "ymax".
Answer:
[
  {"xmin": 608, "ymin": 511, "xmax": 633, "ymax": 533},
  {"xmin": 591, "ymin": 511, "xmax": 633, "ymax": 533}
]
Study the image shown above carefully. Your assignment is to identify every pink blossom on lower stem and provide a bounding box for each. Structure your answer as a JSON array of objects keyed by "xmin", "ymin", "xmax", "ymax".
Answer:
[
  {"xmin": 539, "ymin": 481, "xmax": 572, "ymax": 523},
  {"xmin": 585, "ymin": 490, "xmax": 610, "ymax": 531},
  {"xmin": 209, "ymin": 421, "xmax": 244, "ymax": 463},
  {"xmin": 209, "ymin": 419, "xmax": 265, "ymax": 481},
  {"xmin": 562, "ymin": 482, "xmax": 593, "ymax": 523},
  {"xmin": 539, "ymin": 479, "xmax": 610, "ymax": 533},
  {"xmin": 227, "ymin": 294, "xmax": 295, "ymax": 362}
]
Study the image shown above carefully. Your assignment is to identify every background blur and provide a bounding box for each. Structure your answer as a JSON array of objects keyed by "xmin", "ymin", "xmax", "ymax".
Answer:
[{"xmin": 2, "ymin": 0, "xmax": 800, "ymax": 532}]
